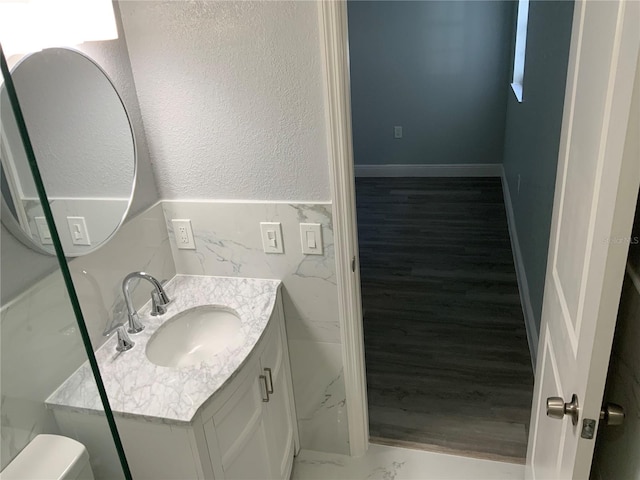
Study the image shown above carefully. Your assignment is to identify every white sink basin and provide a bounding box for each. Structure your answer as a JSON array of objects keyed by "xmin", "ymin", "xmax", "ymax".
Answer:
[{"xmin": 146, "ymin": 306, "xmax": 245, "ymax": 368}]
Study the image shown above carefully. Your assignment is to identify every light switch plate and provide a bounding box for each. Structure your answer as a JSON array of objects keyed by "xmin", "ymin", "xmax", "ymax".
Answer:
[
  {"xmin": 300, "ymin": 223, "xmax": 323, "ymax": 255},
  {"xmin": 35, "ymin": 216, "xmax": 53, "ymax": 245},
  {"xmin": 260, "ymin": 222, "xmax": 284, "ymax": 254},
  {"xmin": 67, "ymin": 216, "xmax": 91, "ymax": 246},
  {"xmin": 172, "ymin": 219, "xmax": 196, "ymax": 250}
]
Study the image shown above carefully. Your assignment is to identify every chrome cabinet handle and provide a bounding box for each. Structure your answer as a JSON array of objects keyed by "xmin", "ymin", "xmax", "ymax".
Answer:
[
  {"xmin": 264, "ymin": 367, "xmax": 274, "ymax": 394},
  {"xmin": 259, "ymin": 375, "xmax": 270, "ymax": 402}
]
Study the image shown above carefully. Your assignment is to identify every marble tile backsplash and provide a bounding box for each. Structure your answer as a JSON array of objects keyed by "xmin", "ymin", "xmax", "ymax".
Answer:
[
  {"xmin": 162, "ymin": 201, "xmax": 349, "ymax": 455},
  {"xmin": 2, "ymin": 200, "xmax": 348, "ymax": 467},
  {"xmin": 68, "ymin": 202, "xmax": 176, "ymax": 349}
]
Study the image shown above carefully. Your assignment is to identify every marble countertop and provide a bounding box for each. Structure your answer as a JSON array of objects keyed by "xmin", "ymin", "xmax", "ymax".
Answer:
[{"xmin": 46, "ymin": 275, "xmax": 281, "ymax": 425}]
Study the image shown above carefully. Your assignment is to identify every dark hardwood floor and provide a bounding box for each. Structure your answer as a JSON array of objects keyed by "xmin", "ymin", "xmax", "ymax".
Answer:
[{"xmin": 356, "ymin": 177, "xmax": 534, "ymax": 463}]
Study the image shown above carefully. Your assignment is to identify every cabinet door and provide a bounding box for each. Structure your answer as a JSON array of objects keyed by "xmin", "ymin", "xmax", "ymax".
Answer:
[
  {"xmin": 206, "ymin": 363, "xmax": 273, "ymax": 480},
  {"xmin": 261, "ymin": 325, "xmax": 295, "ymax": 479},
  {"xmin": 219, "ymin": 416, "xmax": 272, "ymax": 480}
]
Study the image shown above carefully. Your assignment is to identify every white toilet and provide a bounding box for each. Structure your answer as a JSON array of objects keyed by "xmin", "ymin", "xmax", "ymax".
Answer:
[{"xmin": 0, "ymin": 434, "xmax": 94, "ymax": 480}]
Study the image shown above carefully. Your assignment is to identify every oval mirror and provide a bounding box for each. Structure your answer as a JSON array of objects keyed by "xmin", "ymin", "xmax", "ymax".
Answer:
[{"xmin": 0, "ymin": 48, "xmax": 136, "ymax": 256}]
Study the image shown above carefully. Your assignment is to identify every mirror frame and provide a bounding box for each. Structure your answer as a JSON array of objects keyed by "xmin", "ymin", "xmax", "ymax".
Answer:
[{"xmin": 1, "ymin": 47, "xmax": 138, "ymax": 257}]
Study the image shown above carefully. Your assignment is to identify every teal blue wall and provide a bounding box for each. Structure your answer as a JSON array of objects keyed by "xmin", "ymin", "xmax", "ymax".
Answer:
[
  {"xmin": 502, "ymin": 1, "xmax": 574, "ymax": 331},
  {"xmin": 347, "ymin": 1, "xmax": 514, "ymax": 166}
]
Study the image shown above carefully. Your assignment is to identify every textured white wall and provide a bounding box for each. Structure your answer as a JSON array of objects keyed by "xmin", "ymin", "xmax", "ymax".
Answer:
[
  {"xmin": 119, "ymin": 0, "xmax": 331, "ymax": 201},
  {"xmin": 77, "ymin": 1, "xmax": 160, "ymax": 217}
]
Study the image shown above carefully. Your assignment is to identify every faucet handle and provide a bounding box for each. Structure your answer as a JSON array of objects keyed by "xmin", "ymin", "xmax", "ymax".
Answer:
[
  {"xmin": 127, "ymin": 312, "xmax": 145, "ymax": 334},
  {"xmin": 103, "ymin": 323, "xmax": 135, "ymax": 352},
  {"xmin": 150, "ymin": 290, "xmax": 169, "ymax": 316},
  {"xmin": 155, "ymin": 280, "xmax": 172, "ymax": 306}
]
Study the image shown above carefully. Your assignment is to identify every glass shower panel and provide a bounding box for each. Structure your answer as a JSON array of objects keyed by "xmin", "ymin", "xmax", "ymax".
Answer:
[{"xmin": 0, "ymin": 47, "xmax": 129, "ymax": 479}]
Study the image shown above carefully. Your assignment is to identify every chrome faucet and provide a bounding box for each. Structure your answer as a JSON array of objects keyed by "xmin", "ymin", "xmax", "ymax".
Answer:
[{"xmin": 122, "ymin": 272, "xmax": 171, "ymax": 333}]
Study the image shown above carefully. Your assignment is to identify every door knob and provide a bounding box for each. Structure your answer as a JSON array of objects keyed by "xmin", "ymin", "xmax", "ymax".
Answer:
[
  {"xmin": 600, "ymin": 403, "xmax": 624, "ymax": 426},
  {"xmin": 547, "ymin": 394, "xmax": 580, "ymax": 425}
]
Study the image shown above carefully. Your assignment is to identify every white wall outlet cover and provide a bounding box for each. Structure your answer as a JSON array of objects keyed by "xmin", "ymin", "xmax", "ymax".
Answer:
[
  {"xmin": 300, "ymin": 223, "xmax": 323, "ymax": 255},
  {"xmin": 260, "ymin": 222, "xmax": 284, "ymax": 254},
  {"xmin": 394, "ymin": 126, "xmax": 403, "ymax": 138},
  {"xmin": 172, "ymin": 219, "xmax": 196, "ymax": 250},
  {"xmin": 67, "ymin": 216, "xmax": 91, "ymax": 246},
  {"xmin": 34, "ymin": 216, "xmax": 53, "ymax": 245}
]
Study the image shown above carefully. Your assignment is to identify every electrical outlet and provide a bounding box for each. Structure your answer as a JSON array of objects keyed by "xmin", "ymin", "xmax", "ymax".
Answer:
[
  {"xmin": 178, "ymin": 226, "xmax": 188, "ymax": 243},
  {"xmin": 172, "ymin": 219, "xmax": 196, "ymax": 250},
  {"xmin": 394, "ymin": 126, "xmax": 403, "ymax": 139}
]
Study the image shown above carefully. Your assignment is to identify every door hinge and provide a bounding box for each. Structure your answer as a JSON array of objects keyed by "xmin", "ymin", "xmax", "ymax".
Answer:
[{"xmin": 351, "ymin": 256, "xmax": 356, "ymax": 272}]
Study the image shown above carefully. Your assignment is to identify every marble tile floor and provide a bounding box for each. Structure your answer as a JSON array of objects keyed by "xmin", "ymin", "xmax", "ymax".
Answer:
[
  {"xmin": 356, "ymin": 177, "xmax": 534, "ymax": 462},
  {"xmin": 291, "ymin": 443, "xmax": 524, "ymax": 480}
]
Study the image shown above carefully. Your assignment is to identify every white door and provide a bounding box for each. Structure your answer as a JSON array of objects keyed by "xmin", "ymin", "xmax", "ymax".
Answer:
[{"xmin": 526, "ymin": 1, "xmax": 640, "ymax": 479}]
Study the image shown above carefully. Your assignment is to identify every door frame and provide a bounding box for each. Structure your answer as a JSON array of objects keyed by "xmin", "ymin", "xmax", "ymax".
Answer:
[
  {"xmin": 318, "ymin": 0, "xmax": 639, "ymax": 460},
  {"xmin": 318, "ymin": 0, "xmax": 369, "ymax": 457}
]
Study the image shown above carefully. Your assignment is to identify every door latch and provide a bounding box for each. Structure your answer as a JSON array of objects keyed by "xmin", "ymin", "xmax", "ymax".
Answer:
[
  {"xmin": 581, "ymin": 419, "xmax": 597, "ymax": 439},
  {"xmin": 579, "ymin": 403, "xmax": 624, "ymax": 439}
]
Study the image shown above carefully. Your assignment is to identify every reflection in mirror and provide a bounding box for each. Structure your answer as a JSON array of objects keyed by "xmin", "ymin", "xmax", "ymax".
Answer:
[{"xmin": 0, "ymin": 48, "xmax": 136, "ymax": 256}]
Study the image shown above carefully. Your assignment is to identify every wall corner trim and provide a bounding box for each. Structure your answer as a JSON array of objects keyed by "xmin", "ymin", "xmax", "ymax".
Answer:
[
  {"xmin": 354, "ymin": 164, "xmax": 503, "ymax": 178},
  {"xmin": 501, "ymin": 167, "xmax": 538, "ymax": 371}
]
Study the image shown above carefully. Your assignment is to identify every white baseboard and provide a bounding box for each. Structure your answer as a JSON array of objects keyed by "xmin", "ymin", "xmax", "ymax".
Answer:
[
  {"xmin": 501, "ymin": 167, "xmax": 539, "ymax": 372},
  {"xmin": 354, "ymin": 163, "xmax": 503, "ymax": 178}
]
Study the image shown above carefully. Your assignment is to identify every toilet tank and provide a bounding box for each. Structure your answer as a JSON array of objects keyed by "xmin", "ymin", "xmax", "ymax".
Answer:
[{"xmin": 0, "ymin": 434, "xmax": 94, "ymax": 480}]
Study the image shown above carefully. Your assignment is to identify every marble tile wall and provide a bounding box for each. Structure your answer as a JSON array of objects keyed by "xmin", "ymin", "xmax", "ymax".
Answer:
[
  {"xmin": 0, "ymin": 272, "xmax": 84, "ymax": 470},
  {"xmin": 1, "ymin": 200, "xmax": 348, "ymax": 467},
  {"xmin": 0, "ymin": 203, "xmax": 175, "ymax": 469},
  {"xmin": 161, "ymin": 201, "xmax": 349, "ymax": 455},
  {"xmin": 68, "ymin": 203, "xmax": 176, "ymax": 349}
]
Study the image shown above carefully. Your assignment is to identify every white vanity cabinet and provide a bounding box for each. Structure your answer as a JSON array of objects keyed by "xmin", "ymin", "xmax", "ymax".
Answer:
[
  {"xmin": 203, "ymin": 361, "xmax": 273, "ymax": 479},
  {"xmin": 200, "ymin": 298, "xmax": 298, "ymax": 480},
  {"xmin": 51, "ymin": 292, "xmax": 299, "ymax": 480},
  {"xmin": 260, "ymin": 309, "xmax": 297, "ymax": 479}
]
